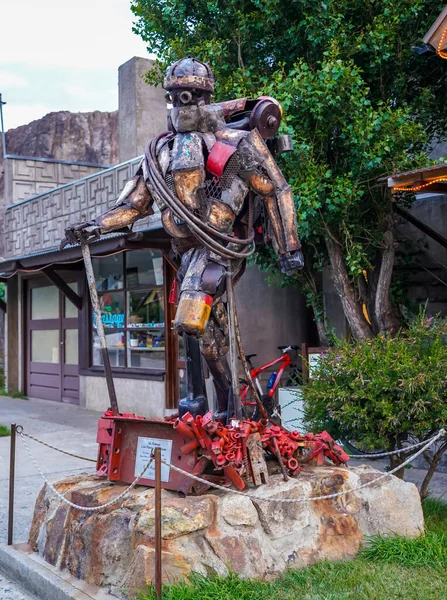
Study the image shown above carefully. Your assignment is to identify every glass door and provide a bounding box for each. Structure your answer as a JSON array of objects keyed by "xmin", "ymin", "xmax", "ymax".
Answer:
[{"xmin": 27, "ymin": 278, "xmax": 80, "ymax": 403}]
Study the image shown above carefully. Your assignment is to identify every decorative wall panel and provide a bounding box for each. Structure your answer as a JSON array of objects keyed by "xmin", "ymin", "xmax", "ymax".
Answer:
[{"xmin": 4, "ymin": 156, "xmax": 161, "ymax": 259}]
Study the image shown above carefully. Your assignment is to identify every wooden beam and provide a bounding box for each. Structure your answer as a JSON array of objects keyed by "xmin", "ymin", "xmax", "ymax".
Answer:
[
  {"xmin": 42, "ymin": 267, "xmax": 83, "ymax": 310},
  {"xmin": 394, "ymin": 205, "xmax": 447, "ymax": 250}
]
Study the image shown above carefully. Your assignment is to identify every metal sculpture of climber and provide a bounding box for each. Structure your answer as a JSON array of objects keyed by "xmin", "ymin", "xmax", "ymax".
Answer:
[{"xmin": 63, "ymin": 57, "xmax": 304, "ymax": 424}]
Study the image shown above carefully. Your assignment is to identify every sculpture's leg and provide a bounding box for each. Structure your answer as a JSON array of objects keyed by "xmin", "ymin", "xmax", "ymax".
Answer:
[
  {"xmin": 200, "ymin": 299, "xmax": 233, "ymax": 424},
  {"xmin": 178, "ymin": 334, "xmax": 209, "ymax": 419},
  {"xmin": 174, "ymin": 248, "xmax": 243, "ymax": 423}
]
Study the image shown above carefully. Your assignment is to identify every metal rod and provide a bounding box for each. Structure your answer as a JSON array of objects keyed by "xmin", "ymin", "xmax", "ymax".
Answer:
[
  {"xmin": 226, "ymin": 261, "xmax": 242, "ymax": 420},
  {"xmin": 154, "ymin": 447, "xmax": 162, "ymax": 600},
  {"xmin": 8, "ymin": 423, "xmax": 16, "ymax": 545},
  {"xmin": 80, "ymin": 238, "xmax": 119, "ymax": 414},
  {"xmin": 0, "ymin": 93, "xmax": 7, "ymax": 159}
]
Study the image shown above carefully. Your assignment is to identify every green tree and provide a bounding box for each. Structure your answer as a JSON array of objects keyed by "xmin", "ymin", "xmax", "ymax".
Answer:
[
  {"xmin": 131, "ymin": 0, "xmax": 447, "ymax": 340},
  {"xmin": 302, "ymin": 312, "xmax": 447, "ymax": 497}
]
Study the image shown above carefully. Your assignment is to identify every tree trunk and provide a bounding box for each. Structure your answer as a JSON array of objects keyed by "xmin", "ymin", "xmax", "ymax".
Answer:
[
  {"xmin": 325, "ymin": 231, "xmax": 373, "ymax": 340},
  {"xmin": 419, "ymin": 441, "xmax": 447, "ymax": 499},
  {"xmin": 314, "ymin": 311, "xmax": 330, "ymax": 346},
  {"xmin": 375, "ymin": 213, "xmax": 400, "ymax": 335}
]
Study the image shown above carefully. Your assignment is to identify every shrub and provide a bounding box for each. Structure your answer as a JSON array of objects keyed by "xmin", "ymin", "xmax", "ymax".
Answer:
[{"xmin": 302, "ymin": 311, "xmax": 447, "ymax": 494}]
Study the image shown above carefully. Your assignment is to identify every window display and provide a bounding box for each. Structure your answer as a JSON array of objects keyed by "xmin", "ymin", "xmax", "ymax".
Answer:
[{"xmin": 91, "ymin": 251, "xmax": 165, "ymax": 371}]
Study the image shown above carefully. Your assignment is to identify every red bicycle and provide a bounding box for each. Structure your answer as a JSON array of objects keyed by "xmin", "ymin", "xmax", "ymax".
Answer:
[{"xmin": 240, "ymin": 345, "xmax": 300, "ymax": 420}]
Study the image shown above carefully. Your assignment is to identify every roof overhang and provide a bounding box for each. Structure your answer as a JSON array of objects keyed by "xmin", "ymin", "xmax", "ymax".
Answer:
[
  {"xmin": 0, "ymin": 228, "xmax": 171, "ymax": 280},
  {"xmin": 422, "ymin": 6, "xmax": 447, "ymax": 54},
  {"xmin": 386, "ymin": 163, "xmax": 447, "ymax": 192}
]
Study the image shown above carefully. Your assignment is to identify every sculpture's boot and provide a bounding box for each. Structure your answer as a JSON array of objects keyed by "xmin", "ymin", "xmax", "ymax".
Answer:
[{"xmin": 178, "ymin": 334, "xmax": 209, "ymax": 419}]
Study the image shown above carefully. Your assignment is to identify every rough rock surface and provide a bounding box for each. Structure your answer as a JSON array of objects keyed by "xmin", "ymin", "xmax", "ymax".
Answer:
[
  {"xmin": 0, "ymin": 110, "xmax": 118, "ymax": 198},
  {"xmin": 29, "ymin": 466, "xmax": 423, "ymax": 599}
]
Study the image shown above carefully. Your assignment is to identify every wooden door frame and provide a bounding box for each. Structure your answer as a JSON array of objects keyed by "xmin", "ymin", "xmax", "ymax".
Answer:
[{"xmin": 25, "ymin": 274, "xmax": 81, "ymax": 403}]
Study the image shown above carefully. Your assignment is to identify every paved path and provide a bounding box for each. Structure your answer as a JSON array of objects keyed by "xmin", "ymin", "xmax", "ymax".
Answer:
[
  {"xmin": 0, "ymin": 571, "xmax": 36, "ymax": 600},
  {"xmin": 0, "ymin": 396, "xmax": 101, "ymax": 545}
]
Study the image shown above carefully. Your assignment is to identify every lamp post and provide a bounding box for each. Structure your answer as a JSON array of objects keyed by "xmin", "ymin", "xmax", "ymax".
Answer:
[{"xmin": 0, "ymin": 93, "xmax": 6, "ymax": 158}]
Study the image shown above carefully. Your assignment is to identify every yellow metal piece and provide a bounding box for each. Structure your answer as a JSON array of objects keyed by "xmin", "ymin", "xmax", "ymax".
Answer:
[
  {"xmin": 247, "ymin": 171, "xmax": 275, "ymax": 196},
  {"xmin": 173, "ymin": 168, "xmax": 204, "ymax": 210},
  {"xmin": 174, "ymin": 291, "xmax": 212, "ymax": 337}
]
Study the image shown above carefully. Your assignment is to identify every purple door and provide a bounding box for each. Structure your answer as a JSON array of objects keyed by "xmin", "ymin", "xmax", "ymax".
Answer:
[{"xmin": 27, "ymin": 278, "xmax": 80, "ymax": 403}]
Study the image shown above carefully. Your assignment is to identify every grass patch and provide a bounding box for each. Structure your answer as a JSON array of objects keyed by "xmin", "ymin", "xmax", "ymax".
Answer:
[
  {"xmin": 138, "ymin": 499, "xmax": 447, "ymax": 600},
  {"xmin": 0, "ymin": 389, "xmax": 28, "ymax": 399},
  {"xmin": 0, "ymin": 424, "xmax": 11, "ymax": 437}
]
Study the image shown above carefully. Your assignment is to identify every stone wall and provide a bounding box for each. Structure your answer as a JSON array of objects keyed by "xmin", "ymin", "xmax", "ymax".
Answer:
[
  {"xmin": 4, "ymin": 157, "xmax": 105, "ymax": 205},
  {"xmin": 3, "ymin": 157, "xmax": 161, "ymax": 259}
]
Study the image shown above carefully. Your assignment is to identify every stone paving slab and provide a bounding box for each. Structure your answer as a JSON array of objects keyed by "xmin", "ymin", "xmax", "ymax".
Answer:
[
  {"xmin": 0, "ymin": 570, "xmax": 38, "ymax": 600},
  {"xmin": 0, "ymin": 544, "xmax": 111, "ymax": 600}
]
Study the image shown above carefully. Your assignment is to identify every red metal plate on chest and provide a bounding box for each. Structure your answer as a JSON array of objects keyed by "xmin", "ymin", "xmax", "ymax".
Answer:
[
  {"xmin": 96, "ymin": 416, "xmax": 198, "ymax": 491},
  {"xmin": 206, "ymin": 141, "xmax": 237, "ymax": 177}
]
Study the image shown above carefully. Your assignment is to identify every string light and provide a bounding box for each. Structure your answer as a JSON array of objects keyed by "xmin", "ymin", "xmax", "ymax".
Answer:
[
  {"xmin": 393, "ymin": 176, "xmax": 447, "ymax": 192},
  {"xmin": 437, "ymin": 23, "xmax": 447, "ymax": 58}
]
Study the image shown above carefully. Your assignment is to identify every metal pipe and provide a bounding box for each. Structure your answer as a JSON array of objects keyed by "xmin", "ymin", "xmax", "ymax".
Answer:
[
  {"xmin": 8, "ymin": 423, "xmax": 16, "ymax": 545},
  {"xmin": 154, "ymin": 447, "xmax": 162, "ymax": 600},
  {"xmin": 0, "ymin": 93, "xmax": 7, "ymax": 159},
  {"xmin": 80, "ymin": 238, "xmax": 119, "ymax": 414},
  {"xmin": 226, "ymin": 262, "xmax": 242, "ymax": 420}
]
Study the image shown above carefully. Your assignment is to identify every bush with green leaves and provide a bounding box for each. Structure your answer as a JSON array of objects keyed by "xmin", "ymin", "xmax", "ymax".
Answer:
[{"xmin": 303, "ymin": 312, "xmax": 447, "ymax": 495}]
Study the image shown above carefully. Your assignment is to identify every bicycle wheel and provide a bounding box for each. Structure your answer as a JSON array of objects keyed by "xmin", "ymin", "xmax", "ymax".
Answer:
[{"xmin": 242, "ymin": 390, "xmax": 274, "ymax": 421}]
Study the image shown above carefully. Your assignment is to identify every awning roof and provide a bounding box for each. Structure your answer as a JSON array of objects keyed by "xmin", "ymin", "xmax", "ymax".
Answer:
[
  {"xmin": 387, "ymin": 163, "xmax": 447, "ymax": 191},
  {"xmin": 0, "ymin": 228, "xmax": 171, "ymax": 279}
]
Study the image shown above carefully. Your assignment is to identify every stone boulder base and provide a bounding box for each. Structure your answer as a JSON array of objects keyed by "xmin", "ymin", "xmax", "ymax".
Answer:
[{"xmin": 29, "ymin": 466, "xmax": 423, "ymax": 599}]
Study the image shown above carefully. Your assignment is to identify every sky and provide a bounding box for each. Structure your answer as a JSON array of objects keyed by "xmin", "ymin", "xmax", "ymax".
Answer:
[{"xmin": 0, "ymin": 0, "xmax": 152, "ymax": 131}]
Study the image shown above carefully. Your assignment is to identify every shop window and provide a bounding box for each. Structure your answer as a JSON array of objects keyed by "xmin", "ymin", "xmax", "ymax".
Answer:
[{"xmin": 91, "ymin": 251, "xmax": 165, "ymax": 371}]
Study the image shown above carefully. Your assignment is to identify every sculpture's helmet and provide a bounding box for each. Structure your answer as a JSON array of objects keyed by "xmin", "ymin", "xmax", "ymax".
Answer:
[{"xmin": 164, "ymin": 57, "xmax": 215, "ymax": 94}]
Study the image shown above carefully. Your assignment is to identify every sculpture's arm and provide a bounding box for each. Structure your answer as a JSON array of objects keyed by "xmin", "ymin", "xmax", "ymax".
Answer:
[
  {"xmin": 239, "ymin": 129, "xmax": 304, "ymax": 274},
  {"xmin": 62, "ymin": 161, "xmax": 154, "ymax": 246}
]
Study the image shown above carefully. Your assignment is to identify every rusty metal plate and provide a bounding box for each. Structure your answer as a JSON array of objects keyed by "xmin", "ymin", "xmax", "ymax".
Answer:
[{"xmin": 104, "ymin": 417, "xmax": 198, "ymax": 492}]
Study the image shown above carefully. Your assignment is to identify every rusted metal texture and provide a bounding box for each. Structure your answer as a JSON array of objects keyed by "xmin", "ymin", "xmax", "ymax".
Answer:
[
  {"xmin": 247, "ymin": 431, "xmax": 269, "ymax": 486},
  {"xmin": 249, "ymin": 97, "xmax": 282, "ymax": 139},
  {"xmin": 172, "ymin": 133, "xmax": 204, "ymax": 172},
  {"xmin": 208, "ymin": 201, "xmax": 235, "ymax": 232},
  {"xmin": 174, "ymin": 290, "xmax": 212, "ymax": 336},
  {"xmin": 8, "ymin": 423, "xmax": 16, "ymax": 546},
  {"xmin": 245, "ymin": 171, "xmax": 275, "ymax": 196},
  {"xmin": 164, "ymin": 57, "xmax": 215, "ymax": 92},
  {"xmin": 264, "ymin": 195, "xmax": 287, "ymax": 254},
  {"xmin": 217, "ymin": 97, "xmax": 247, "ymax": 117},
  {"xmin": 81, "ymin": 239, "xmax": 119, "ymax": 414},
  {"xmin": 161, "ymin": 208, "xmax": 190, "ymax": 238},
  {"xmin": 173, "ymin": 168, "xmax": 204, "ymax": 211},
  {"xmin": 221, "ymin": 177, "xmax": 248, "ymax": 214},
  {"xmin": 97, "ymin": 414, "xmax": 198, "ymax": 492}
]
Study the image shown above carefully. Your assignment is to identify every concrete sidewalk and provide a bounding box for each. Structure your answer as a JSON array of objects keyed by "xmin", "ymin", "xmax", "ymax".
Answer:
[{"xmin": 0, "ymin": 396, "xmax": 102, "ymax": 545}]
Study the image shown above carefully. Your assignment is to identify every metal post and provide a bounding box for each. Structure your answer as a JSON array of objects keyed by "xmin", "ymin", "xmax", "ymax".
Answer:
[
  {"xmin": 154, "ymin": 447, "xmax": 162, "ymax": 600},
  {"xmin": 8, "ymin": 423, "xmax": 16, "ymax": 545},
  {"xmin": 0, "ymin": 93, "xmax": 7, "ymax": 159},
  {"xmin": 226, "ymin": 261, "xmax": 242, "ymax": 419},
  {"xmin": 80, "ymin": 238, "xmax": 119, "ymax": 414}
]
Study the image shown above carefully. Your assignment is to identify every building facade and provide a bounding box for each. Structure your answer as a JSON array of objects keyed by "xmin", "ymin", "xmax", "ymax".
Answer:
[{"xmin": 0, "ymin": 57, "xmax": 310, "ymax": 418}]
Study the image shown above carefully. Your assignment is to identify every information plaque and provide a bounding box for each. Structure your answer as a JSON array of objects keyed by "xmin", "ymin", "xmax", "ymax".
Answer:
[{"xmin": 134, "ymin": 437, "xmax": 173, "ymax": 482}]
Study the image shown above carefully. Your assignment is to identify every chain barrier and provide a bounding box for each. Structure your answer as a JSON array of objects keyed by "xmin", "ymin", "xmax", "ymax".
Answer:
[
  {"xmin": 159, "ymin": 428, "xmax": 446, "ymax": 503},
  {"xmin": 17, "ymin": 428, "xmax": 96, "ymax": 463},
  {"xmin": 346, "ymin": 431, "xmax": 444, "ymax": 459},
  {"xmin": 18, "ymin": 431, "xmax": 154, "ymax": 512},
  {"xmin": 17, "ymin": 425, "xmax": 439, "ymax": 463},
  {"xmin": 18, "ymin": 426, "xmax": 446, "ymax": 508}
]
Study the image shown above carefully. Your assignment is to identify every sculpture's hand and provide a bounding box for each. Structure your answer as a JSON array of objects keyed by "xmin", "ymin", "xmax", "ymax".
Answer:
[
  {"xmin": 279, "ymin": 249, "xmax": 305, "ymax": 275},
  {"xmin": 60, "ymin": 221, "xmax": 101, "ymax": 250}
]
